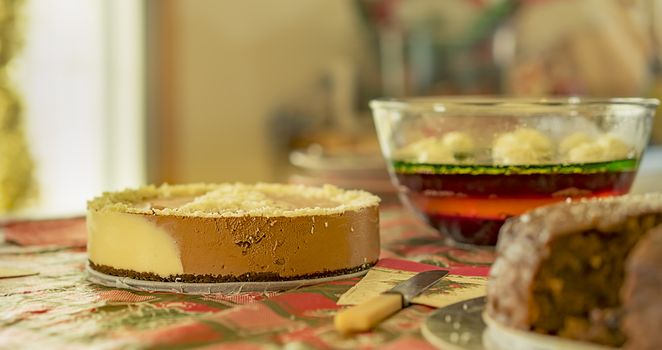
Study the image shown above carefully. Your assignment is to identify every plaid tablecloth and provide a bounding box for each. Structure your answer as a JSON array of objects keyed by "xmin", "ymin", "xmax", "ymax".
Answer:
[{"xmin": 0, "ymin": 207, "xmax": 494, "ymax": 350}]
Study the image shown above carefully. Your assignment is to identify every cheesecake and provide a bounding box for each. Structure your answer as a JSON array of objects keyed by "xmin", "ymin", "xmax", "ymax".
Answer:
[{"xmin": 87, "ymin": 183, "xmax": 381, "ymax": 282}]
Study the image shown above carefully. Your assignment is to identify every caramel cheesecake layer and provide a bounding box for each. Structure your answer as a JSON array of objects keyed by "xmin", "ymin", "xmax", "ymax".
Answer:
[{"xmin": 87, "ymin": 183, "xmax": 381, "ymax": 282}]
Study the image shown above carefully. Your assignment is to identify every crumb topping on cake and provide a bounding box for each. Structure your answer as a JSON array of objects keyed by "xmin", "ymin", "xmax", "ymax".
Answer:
[{"xmin": 88, "ymin": 183, "xmax": 381, "ymax": 218}]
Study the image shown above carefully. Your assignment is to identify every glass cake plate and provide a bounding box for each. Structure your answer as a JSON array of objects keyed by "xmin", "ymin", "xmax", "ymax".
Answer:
[
  {"xmin": 86, "ymin": 264, "xmax": 369, "ymax": 294},
  {"xmin": 421, "ymin": 297, "xmax": 617, "ymax": 350}
]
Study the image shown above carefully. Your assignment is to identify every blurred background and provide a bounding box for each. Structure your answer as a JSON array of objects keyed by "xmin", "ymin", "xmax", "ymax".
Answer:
[{"xmin": 2, "ymin": 0, "xmax": 662, "ymax": 216}]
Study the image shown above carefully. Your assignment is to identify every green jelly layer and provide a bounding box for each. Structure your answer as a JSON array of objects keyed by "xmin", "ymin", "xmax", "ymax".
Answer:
[{"xmin": 392, "ymin": 158, "xmax": 639, "ymax": 175}]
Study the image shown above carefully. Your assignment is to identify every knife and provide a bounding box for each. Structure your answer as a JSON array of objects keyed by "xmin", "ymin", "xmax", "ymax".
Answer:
[{"xmin": 334, "ymin": 269, "xmax": 449, "ymax": 334}]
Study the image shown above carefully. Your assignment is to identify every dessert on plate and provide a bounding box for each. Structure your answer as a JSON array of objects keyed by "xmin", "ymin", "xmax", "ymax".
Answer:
[
  {"xmin": 487, "ymin": 193, "xmax": 662, "ymax": 348},
  {"xmin": 87, "ymin": 183, "xmax": 380, "ymax": 282}
]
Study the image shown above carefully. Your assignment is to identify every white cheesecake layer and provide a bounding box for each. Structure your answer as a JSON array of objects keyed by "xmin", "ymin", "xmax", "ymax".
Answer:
[{"xmin": 87, "ymin": 211, "xmax": 183, "ymax": 277}]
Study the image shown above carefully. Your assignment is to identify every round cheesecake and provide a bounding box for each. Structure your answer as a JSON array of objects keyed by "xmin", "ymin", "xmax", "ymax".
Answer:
[{"xmin": 86, "ymin": 183, "xmax": 380, "ymax": 282}]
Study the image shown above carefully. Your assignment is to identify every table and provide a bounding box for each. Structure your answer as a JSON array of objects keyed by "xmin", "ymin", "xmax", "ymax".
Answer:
[{"xmin": 0, "ymin": 207, "xmax": 494, "ymax": 349}]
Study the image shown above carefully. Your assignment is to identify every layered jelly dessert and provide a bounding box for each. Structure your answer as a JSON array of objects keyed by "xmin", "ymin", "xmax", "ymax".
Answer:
[{"xmin": 391, "ymin": 130, "xmax": 640, "ymax": 245}]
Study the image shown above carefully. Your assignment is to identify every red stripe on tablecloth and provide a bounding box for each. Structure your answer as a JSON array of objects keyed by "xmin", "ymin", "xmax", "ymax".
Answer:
[{"xmin": 3, "ymin": 217, "xmax": 87, "ymax": 247}]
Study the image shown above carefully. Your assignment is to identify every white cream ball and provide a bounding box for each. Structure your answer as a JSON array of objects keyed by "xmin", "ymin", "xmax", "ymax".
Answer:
[
  {"xmin": 441, "ymin": 131, "xmax": 475, "ymax": 156},
  {"xmin": 566, "ymin": 134, "xmax": 631, "ymax": 163},
  {"xmin": 596, "ymin": 134, "xmax": 630, "ymax": 160},
  {"xmin": 492, "ymin": 128, "xmax": 553, "ymax": 165},
  {"xmin": 559, "ymin": 132, "xmax": 592, "ymax": 156}
]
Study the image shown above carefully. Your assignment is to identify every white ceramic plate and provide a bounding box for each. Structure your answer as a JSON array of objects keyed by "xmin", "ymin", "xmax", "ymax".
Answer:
[
  {"xmin": 422, "ymin": 297, "xmax": 617, "ymax": 350},
  {"xmin": 482, "ymin": 312, "xmax": 615, "ymax": 350}
]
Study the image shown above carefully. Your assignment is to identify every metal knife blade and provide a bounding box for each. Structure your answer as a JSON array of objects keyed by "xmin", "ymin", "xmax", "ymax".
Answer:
[
  {"xmin": 386, "ymin": 270, "xmax": 449, "ymax": 306},
  {"xmin": 334, "ymin": 269, "xmax": 449, "ymax": 334}
]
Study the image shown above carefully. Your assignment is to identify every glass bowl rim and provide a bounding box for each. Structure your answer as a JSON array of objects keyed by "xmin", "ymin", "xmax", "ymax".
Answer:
[{"xmin": 370, "ymin": 96, "xmax": 660, "ymax": 111}]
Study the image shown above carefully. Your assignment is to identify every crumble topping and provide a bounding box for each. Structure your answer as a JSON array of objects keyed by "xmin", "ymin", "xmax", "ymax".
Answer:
[{"xmin": 88, "ymin": 183, "xmax": 380, "ymax": 218}]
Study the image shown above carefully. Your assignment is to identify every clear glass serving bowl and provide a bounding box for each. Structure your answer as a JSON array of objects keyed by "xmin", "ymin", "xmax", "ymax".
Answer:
[{"xmin": 371, "ymin": 97, "xmax": 659, "ymax": 245}]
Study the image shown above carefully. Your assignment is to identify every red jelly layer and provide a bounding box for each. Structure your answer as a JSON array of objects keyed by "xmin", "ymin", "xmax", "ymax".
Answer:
[{"xmin": 393, "ymin": 160, "xmax": 638, "ymax": 245}]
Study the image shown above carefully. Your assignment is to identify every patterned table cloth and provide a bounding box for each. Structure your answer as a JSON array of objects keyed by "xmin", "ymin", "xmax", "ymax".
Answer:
[{"xmin": 0, "ymin": 207, "xmax": 494, "ymax": 350}]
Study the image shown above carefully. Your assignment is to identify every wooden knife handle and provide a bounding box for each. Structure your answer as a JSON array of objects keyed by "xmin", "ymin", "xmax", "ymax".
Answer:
[{"xmin": 334, "ymin": 293, "xmax": 403, "ymax": 334}]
